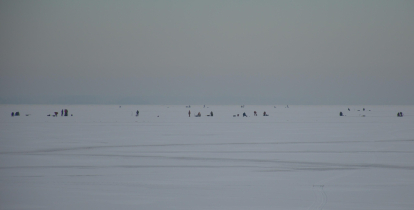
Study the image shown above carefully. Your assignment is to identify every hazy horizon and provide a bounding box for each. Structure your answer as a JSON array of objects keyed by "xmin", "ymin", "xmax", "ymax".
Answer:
[{"xmin": 1, "ymin": 1, "xmax": 413, "ymax": 105}]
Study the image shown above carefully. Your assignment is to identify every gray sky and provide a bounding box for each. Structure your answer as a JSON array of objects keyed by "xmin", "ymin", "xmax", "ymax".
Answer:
[{"xmin": 1, "ymin": 0, "xmax": 413, "ymax": 105}]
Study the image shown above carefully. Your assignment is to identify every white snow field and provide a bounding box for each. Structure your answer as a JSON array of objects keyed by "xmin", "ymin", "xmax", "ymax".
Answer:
[{"xmin": 1, "ymin": 105, "xmax": 413, "ymax": 210}]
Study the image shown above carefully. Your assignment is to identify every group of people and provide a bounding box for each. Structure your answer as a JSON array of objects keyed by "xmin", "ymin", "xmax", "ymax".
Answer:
[
  {"xmin": 12, "ymin": 107, "xmax": 408, "ymax": 118},
  {"xmin": 61, "ymin": 109, "xmax": 69, "ymax": 116},
  {"xmin": 188, "ymin": 110, "xmax": 273, "ymax": 117},
  {"xmin": 234, "ymin": 111, "xmax": 268, "ymax": 117},
  {"xmin": 46, "ymin": 109, "xmax": 69, "ymax": 117},
  {"xmin": 253, "ymin": 111, "xmax": 268, "ymax": 116},
  {"xmin": 11, "ymin": 110, "xmax": 72, "ymax": 117},
  {"xmin": 11, "ymin": 112, "xmax": 20, "ymax": 116},
  {"xmin": 188, "ymin": 110, "xmax": 213, "ymax": 117},
  {"xmin": 58, "ymin": 109, "xmax": 69, "ymax": 117}
]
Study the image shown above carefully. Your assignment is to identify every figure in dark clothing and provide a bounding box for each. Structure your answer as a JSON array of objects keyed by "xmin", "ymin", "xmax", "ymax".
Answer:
[
  {"xmin": 243, "ymin": 112, "xmax": 247, "ymax": 117},
  {"xmin": 61, "ymin": 109, "xmax": 63, "ymax": 116},
  {"xmin": 254, "ymin": 111, "xmax": 257, "ymax": 116},
  {"xmin": 64, "ymin": 109, "xmax": 68, "ymax": 116},
  {"xmin": 210, "ymin": 111, "xmax": 213, "ymax": 117},
  {"xmin": 136, "ymin": 110, "xmax": 139, "ymax": 116},
  {"xmin": 340, "ymin": 112, "xmax": 343, "ymax": 116},
  {"xmin": 11, "ymin": 112, "xmax": 14, "ymax": 117},
  {"xmin": 188, "ymin": 110, "xmax": 191, "ymax": 117}
]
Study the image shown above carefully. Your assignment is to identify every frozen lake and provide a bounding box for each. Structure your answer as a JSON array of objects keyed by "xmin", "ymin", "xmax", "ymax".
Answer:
[{"xmin": 1, "ymin": 105, "xmax": 414, "ymax": 210}]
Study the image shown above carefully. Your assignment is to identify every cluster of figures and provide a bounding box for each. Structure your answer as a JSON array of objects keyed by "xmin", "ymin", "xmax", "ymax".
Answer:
[
  {"xmin": 61, "ymin": 109, "xmax": 69, "ymax": 116},
  {"xmin": 12, "ymin": 110, "xmax": 71, "ymax": 117},
  {"xmin": 47, "ymin": 109, "xmax": 70, "ymax": 117},
  {"xmin": 11, "ymin": 112, "xmax": 20, "ymax": 116},
  {"xmin": 189, "ymin": 110, "xmax": 213, "ymax": 117},
  {"xmin": 234, "ymin": 111, "xmax": 268, "ymax": 117},
  {"xmin": 397, "ymin": 112, "xmax": 404, "ymax": 117}
]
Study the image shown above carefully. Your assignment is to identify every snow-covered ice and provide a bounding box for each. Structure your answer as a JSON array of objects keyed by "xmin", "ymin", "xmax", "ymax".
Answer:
[{"xmin": 1, "ymin": 105, "xmax": 414, "ymax": 210}]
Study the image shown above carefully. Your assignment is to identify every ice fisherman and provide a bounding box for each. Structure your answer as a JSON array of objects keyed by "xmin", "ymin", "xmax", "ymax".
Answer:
[
  {"xmin": 188, "ymin": 110, "xmax": 191, "ymax": 117},
  {"xmin": 243, "ymin": 112, "xmax": 247, "ymax": 117},
  {"xmin": 210, "ymin": 111, "xmax": 213, "ymax": 116},
  {"xmin": 136, "ymin": 110, "xmax": 139, "ymax": 116}
]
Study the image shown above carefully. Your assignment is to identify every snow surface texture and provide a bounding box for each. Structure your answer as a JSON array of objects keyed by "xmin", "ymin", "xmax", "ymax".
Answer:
[{"xmin": 1, "ymin": 105, "xmax": 413, "ymax": 210}]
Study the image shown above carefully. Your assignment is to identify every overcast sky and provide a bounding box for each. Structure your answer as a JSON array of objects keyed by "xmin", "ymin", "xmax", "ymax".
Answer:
[{"xmin": 1, "ymin": 0, "xmax": 413, "ymax": 105}]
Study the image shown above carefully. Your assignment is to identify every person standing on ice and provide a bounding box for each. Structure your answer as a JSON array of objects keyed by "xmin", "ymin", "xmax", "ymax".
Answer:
[
  {"xmin": 210, "ymin": 111, "xmax": 213, "ymax": 116},
  {"xmin": 136, "ymin": 110, "xmax": 139, "ymax": 116},
  {"xmin": 188, "ymin": 110, "xmax": 191, "ymax": 117}
]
